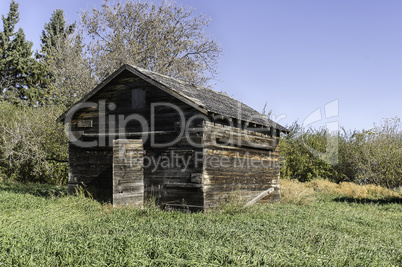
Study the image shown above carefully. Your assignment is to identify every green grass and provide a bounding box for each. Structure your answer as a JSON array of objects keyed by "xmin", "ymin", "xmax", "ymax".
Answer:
[{"xmin": 0, "ymin": 182, "xmax": 401, "ymax": 266}]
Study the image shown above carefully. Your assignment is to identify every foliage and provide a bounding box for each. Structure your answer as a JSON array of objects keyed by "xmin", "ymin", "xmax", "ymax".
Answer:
[
  {"xmin": 0, "ymin": 102, "xmax": 68, "ymax": 184},
  {"xmin": 280, "ymin": 117, "xmax": 402, "ymax": 188},
  {"xmin": 0, "ymin": 0, "xmax": 44, "ymax": 105},
  {"xmin": 280, "ymin": 122, "xmax": 338, "ymax": 182},
  {"xmin": 280, "ymin": 179, "xmax": 316, "ymax": 205},
  {"xmin": 347, "ymin": 117, "xmax": 402, "ymax": 188},
  {"xmin": 0, "ymin": 5, "xmax": 92, "ymax": 185},
  {"xmin": 0, "ymin": 182, "xmax": 401, "ymax": 266},
  {"xmin": 38, "ymin": 9, "xmax": 95, "ymax": 107},
  {"xmin": 38, "ymin": 9, "xmax": 76, "ymax": 59},
  {"xmin": 40, "ymin": 34, "xmax": 95, "ymax": 107},
  {"xmin": 81, "ymin": 0, "xmax": 222, "ymax": 85}
]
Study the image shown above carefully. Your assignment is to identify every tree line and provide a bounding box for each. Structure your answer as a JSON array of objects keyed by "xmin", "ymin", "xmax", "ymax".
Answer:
[{"xmin": 0, "ymin": 0, "xmax": 222, "ymax": 184}]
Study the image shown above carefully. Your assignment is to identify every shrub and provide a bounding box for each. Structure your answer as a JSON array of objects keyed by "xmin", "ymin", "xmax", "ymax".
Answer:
[
  {"xmin": 280, "ymin": 117, "xmax": 402, "ymax": 188},
  {"xmin": 0, "ymin": 102, "xmax": 68, "ymax": 184},
  {"xmin": 280, "ymin": 123, "xmax": 338, "ymax": 182},
  {"xmin": 348, "ymin": 117, "xmax": 402, "ymax": 188}
]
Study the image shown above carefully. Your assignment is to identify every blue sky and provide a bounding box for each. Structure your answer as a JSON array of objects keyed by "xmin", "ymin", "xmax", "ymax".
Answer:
[{"xmin": 1, "ymin": 0, "xmax": 401, "ymax": 131}]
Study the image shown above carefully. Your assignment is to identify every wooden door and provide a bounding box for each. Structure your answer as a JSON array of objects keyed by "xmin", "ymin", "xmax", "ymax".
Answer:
[{"xmin": 112, "ymin": 139, "xmax": 144, "ymax": 207}]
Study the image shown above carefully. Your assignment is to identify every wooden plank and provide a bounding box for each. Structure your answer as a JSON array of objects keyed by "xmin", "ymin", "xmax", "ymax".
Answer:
[
  {"xmin": 112, "ymin": 139, "xmax": 144, "ymax": 208},
  {"xmin": 244, "ymin": 188, "xmax": 275, "ymax": 207},
  {"xmin": 164, "ymin": 183, "xmax": 203, "ymax": 188}
]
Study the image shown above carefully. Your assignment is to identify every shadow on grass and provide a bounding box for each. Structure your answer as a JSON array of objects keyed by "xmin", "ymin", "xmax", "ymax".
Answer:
[
  {"xmin": 333, "ymin": 196, "xmax": 402, "ymax": 205},
  {"xmin": 0, "ymin": 182, "xmax": 68, "ymax": 198}
]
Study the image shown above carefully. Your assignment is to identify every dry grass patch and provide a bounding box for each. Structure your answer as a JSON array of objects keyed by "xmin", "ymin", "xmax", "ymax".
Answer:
[
  {"xmin": 306, "ymin": 179, "xmax": 340, "ymax": 195},
  {"xmin": 281, "ymin": 179, "xmax": 401, "ymax": 203},
  {"xmin": 337, "ymin": 182, "xmax": 369, "ymax": 199},
  {"xmin": 364, "ymin": 184, "xmax": 400, "ymax": 198},
  {"xmin": 280, "ymin": 179, "xmax": 316, "ymax": 205}
]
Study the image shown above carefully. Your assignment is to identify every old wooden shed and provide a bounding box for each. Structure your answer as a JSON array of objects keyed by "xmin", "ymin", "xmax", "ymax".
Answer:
[{"xmin": 57, "ymin": 64, "xmax": 288, "ymax": 210}]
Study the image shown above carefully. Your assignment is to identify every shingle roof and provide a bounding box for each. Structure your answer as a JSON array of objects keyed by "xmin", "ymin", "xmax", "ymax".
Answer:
[{"xmin": 57, "ymin": 64, "xmax": 288, "ymax": 132}]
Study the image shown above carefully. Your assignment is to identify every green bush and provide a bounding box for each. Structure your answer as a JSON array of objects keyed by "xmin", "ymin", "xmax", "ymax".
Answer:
[
  {"xmin": 0, "ymin": 102, "xmax": 68, "ymax": 184},
  {"xmin": 280, "ymin": 122, "xmax": 338, "ymax": 182},
  {"xmin": 280, "ymin": 117, "xmax": 402, "ymax": 188}
]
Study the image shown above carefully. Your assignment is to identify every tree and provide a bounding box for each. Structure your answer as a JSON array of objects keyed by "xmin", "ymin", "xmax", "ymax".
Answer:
[
  {"xmin": 44, "ymin": 34, "xmax": 95, "ymax": 107},
  {"xmin": 38, "ymin": 9, "xmax": 95, "ymax": 107},
  {"xmin": 81, "ymin": 0, "xmax": 222, "ymax": 86},
  {"xmin": 0, "ymin": 7, "xmax": 93, "ymax": 185},
  {"xmin": 38, "ymin": 9, "xmax": 76, "ymax": 60},
  {"xmin": 0, "ymin": 0, "xmax": 42, "ymax": 105}
]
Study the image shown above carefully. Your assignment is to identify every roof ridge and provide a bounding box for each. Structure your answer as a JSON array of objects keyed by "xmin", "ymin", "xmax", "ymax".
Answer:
[
  {"xmin": 128, "ymin": 64, "xmax": 255, "ymax": 110},
  {"xmin": 128, "ymin": 64, "xmax": 189, "ymax": 85}
]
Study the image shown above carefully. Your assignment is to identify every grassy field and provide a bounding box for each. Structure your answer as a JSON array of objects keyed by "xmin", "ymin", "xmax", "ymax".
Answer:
[{"xmin": 0, "ymin": 181, "xmax": 401, "ymax": 266}]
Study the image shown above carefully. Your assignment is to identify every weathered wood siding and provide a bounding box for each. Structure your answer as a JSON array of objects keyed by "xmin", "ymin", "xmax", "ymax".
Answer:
[
  {"xmin": 113, "ymin": 139, "xmax": 144, "ymax": 207},
  {"xmin": 202, "ymin": 121, "xmax": 280, "ymax": 210},
  {"xmin": 68, "ymin": 144, "xmax": 113, "ymax": 201},
  {"xmin": 144, "ymin": 132, "xmax": 204, "ymax": 210},
  {"xmin": 67, "ymin": 70, "xmax": 204, "ymax": 208}
]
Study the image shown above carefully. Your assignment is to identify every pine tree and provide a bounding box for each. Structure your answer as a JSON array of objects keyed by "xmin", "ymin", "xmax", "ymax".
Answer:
[
  {"xmin": 0, "ymin": 0, "xmax": 42, "ymax": 105},
  {"xmin": 38, "ymin": 9, "xmax": 76, "ymax": 60},
  {"xmin": 38, "ymin": 9, "xmax": 94, "ymax": 107}
]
